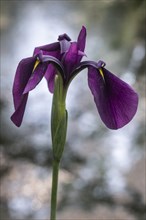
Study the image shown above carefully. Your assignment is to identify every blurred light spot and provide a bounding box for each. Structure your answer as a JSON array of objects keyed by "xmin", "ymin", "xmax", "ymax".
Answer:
[
  {"xmin": 109, "ymin": 132, "xmax": 132, "ymax": 170},
  {"xmin": 107, "ymin": 169, "xmax": 126, "ymax": 193},
  {"xmin": 121, "ymin": 71, "xmax": 136, "ymax": 85},
  {"xmin": 9, "ymin": 197, "xmax": 33, "ymax": 216},
  {"xmin": 132, "ymin": 44, "xmax": 145, "ymax": 62},
  {"xmin": 78, "ymin": 112, "xmax": 99, "ymax": 136},
  {"xmin": 23, "ymin": 184, "xmax": 33, "ymax": 196},
  {"xmin": 32, "ymin": 198, "xmax": 42, "ymax": 210},
  {"xmin": 73, "ymin": 178, "xmax": 87, "ymax": 190},
  {"xmin": 79, "ymin": 166, "xmax": 95, "ymax": 181}
]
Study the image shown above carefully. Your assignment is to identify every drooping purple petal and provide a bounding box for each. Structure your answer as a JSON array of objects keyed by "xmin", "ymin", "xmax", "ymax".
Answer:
[
  {"xmin": 23, "ymin": 62, "xmax": 48, "ymax": 94},
  {"xmin": 44, "ymin": 64, "xmax": 56, "ymax": 93},
  {"xmin": 12, "ymin": 57, "xmax": 36, "ymax": 109},
  {"xmin": 33, "ymin": 42, "xmax": 60, "ymax": 56},
  {"xmin": 11, "ymin": 94, "xmax": 28, "ymax": 127},
  {"xmin": 11, "ymin": 56, "xmax": 36, "ymax": 126},
  {"xmin": 88, "ymin": 67, "xmax": 138, "ymax": 129},
  {"xmin": 77, "ymin": 26, "xmax": 86, "ymax": 52}
]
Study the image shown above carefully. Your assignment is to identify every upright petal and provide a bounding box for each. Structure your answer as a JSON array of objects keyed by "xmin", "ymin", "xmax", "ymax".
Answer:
[
  {"xmin": 59, "ymin": 40, "xmax": 71, "ymax": 54},
  {"xmin": 77, "ymin": 26, "xmax": 86, "ymax": 52},
  {"xmin": 58, "ymin": 33, "xmax": 71, "ymax": 54},
  {"xmin": 11, "ymin": 56, "xmax": 36, "ymax": 126},
  {"xmin": 88, "ymin": 67, "xmax": 138, "ymax": 129},
  {"xmin": 63, "ymin": 42, "xmax": 79, "ymax": 79}
]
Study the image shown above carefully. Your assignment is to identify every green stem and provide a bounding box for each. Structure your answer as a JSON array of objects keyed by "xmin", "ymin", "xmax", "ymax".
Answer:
[
  {"xmin": 50, "ymin": 73, "xmax": 68, "ymax": 219},
  {"xmin": 50, "ymin": 159, "xmax": 60, "ymax": 220}
]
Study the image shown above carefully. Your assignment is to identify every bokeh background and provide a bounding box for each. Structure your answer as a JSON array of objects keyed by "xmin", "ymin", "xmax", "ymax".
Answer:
[{"xmin": 0, "ymin": 0, "xmax": 146, "ymax": 219}]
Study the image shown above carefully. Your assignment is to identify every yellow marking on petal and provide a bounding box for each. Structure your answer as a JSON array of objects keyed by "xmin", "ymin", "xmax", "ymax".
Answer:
[
  {"xmin": 33, "ymin": 60, "xmax": 40, "ymax": 72},
  {"xmin": 99, "ymin": 68, "xmax": 105, "ymax": 81}
]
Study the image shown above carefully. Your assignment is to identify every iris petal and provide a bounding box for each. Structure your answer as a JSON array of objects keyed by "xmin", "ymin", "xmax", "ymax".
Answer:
[
  {"xmin": 69, "ymin": 60, "xmax": 99, "ymax": 84},
  {"xmin": 71, "ymin": 60, "xmax": 99, "ymax": 76},
  {"xmin": 12, "ymin": 57, "xmax": 36, "ymax": 109},
  {"xmin": 38, "ymin": 53, "xmax": 65, "ymax": 74},
  {"xmin": 33, "ymin": 42, "xmax": 60, "ymax": 56},
  {"xmin": 58, "ymin": 33, "xmax": 71, "ymax": 54},
  {"xmin": 11, "ymin": 56, "xmax": 36, "ymax": 126},
  {"xmin": 11, "ymin": 94, "xmax": 28, "ymax": 127},
  {"xmin": 77, "ymin": 26, "xmax": 86, "ymax": 52},
  {"xmin": 88, "ymin": 67, "xmax": 138, "ymax": 129},
  {"xmin": 44, "ymin": 64, "xmax": 56, "ymax": 93},
  {"xmin": 59, "ymin": 40, "xmax": 71, "ymax": 54},
  {"xmin": 63, "ymin": 42, "xmax": 79, "ymax": 79},
  {"xmin": 58, "ymin": 33, "xmax": 71, "ymax": 41},
  {"xmin": 23, "ymin": 62, "xmax": 48, "ymax": 94}
]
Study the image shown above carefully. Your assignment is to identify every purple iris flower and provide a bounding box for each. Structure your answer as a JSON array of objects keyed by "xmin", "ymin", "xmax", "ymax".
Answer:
[{"xmin": 11, "ymin": 26, "xmax": 138, "ymax": 129}]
